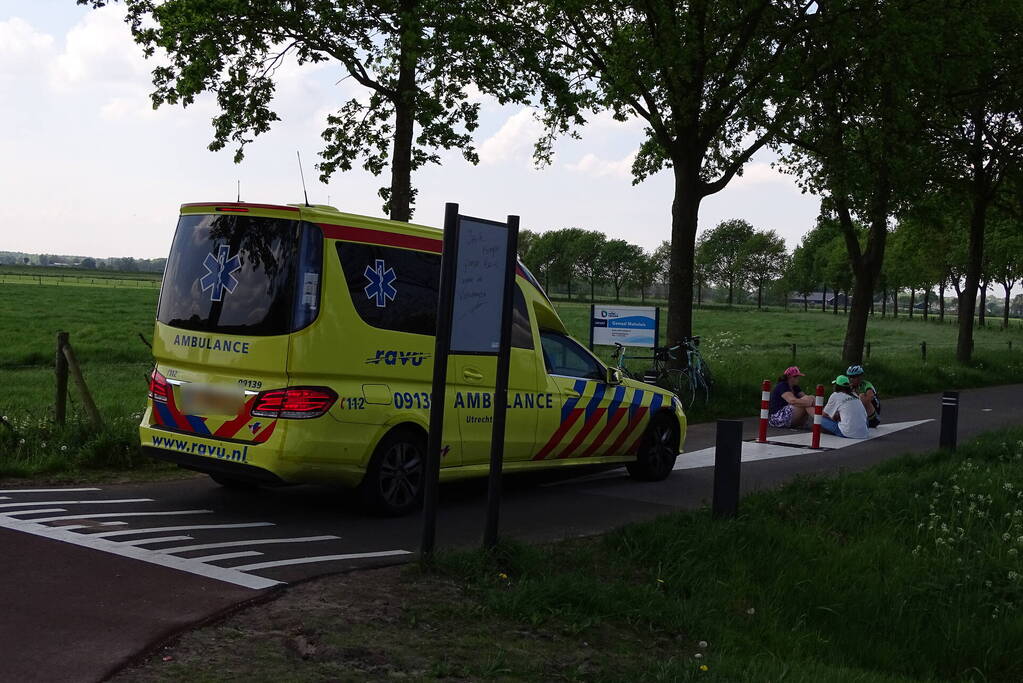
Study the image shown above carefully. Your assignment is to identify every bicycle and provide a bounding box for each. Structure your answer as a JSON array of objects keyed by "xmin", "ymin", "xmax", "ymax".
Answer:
[
  {"xmin": 647, "ymin": 337, "xmax": 713, "ymax": 408},
  {"xmin": 610, "ymin": 342, "xmax": 643, "ymax": 380}
]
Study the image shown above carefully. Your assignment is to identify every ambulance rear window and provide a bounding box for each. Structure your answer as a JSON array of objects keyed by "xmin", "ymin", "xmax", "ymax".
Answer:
[{"xmin": 157, "ymin": 214, "xmax": 321, "ymax": 336}]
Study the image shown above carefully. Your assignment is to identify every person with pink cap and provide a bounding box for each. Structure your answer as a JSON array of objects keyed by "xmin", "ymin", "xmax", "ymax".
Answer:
[{"xmin": 767, "ymin": 366, "xmax": 815, "ymax": 429}]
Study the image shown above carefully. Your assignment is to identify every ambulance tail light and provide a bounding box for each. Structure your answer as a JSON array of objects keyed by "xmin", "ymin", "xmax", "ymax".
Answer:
[
  {"xmin": 251, "ymin": 387, "xmax": 337, "ymax": 419},
  {"xmin": 148, "ymin": 370, "xmax": 170, "ymax": 403}
]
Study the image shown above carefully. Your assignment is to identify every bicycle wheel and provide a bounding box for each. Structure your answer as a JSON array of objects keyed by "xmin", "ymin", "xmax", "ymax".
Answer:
[{"xmin": 664, "ymin": 368, "xmax": 695, "ymax": 408}]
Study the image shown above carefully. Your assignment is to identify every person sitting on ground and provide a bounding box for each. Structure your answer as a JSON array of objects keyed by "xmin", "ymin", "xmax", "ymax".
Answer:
[
  {"xmin": 768, "ymin": 366, "xmax": 815, "ymax": 429},
  {"xmin": 820, "ymin": 375, "xmax": 869, "ymax": 439},
  {"xmin": 846, "ymin": 364, "xmax": 881, "ymax": 428}
]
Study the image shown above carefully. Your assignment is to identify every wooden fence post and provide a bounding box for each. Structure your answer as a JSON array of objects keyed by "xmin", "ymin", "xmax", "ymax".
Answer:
[
  {"xmin": 62, "ymin": 342, "xmax": 103, "ymax": 429},
  {"xmin": 55, "ymin": 331, "xmax": 69, "ymax": 425}
]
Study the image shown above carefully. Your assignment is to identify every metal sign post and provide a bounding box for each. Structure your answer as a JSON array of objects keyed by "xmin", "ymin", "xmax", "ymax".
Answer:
[
  {"xmin": 420, "ymin": 204, "xmax": 519, "ymax": 559},
  {"xmin": 420, "ymin": 203, "xmax": 460, "ymax": 560}
]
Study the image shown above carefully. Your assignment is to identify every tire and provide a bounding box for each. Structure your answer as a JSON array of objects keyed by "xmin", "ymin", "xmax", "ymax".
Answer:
[
  {"xmin": 627, "ymin": 413, "xmax": 679, "ymax": 481},
  {"xmin": 209, "ymin": 473, "xmax": 258, "ymax": 490},
  {"xmin": 359, "ymin": 427, "xmax": 426, "ymax": 516}
]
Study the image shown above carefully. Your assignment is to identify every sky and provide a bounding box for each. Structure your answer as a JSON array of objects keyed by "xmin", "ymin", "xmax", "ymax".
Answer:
[{"xmin": 0, "ymin": 1, "xmax": 822, "ymax": 260}]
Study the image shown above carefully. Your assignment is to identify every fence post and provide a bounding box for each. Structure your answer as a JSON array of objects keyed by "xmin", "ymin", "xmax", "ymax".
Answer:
[
  {"xmin": 790, "ymin": 343, "xmax": 796, "ymax": 363},
  {"xmin": 920, "ymin": 341, "xmax": 927, "ymax": 363},
  {"xmin": 1010, "ymin": 340, "xmax": 1013, "ymax": 352},
  {"xmin": 757, "ymin": 380, "xmax": 770, "ymax": 443},
  {"xmin": 54, "ymin": 331, "xmax": 69, "ymax": 425},
  {"xmin": 939, "ymin": 391, "xmax": 959, "ymax": 450},
  {"xmin": 62, "ymin": 343, "xmax": 103, "ymax": 429},
  {"xmin": 866, "ymin": 341, "xmax": 872, "ymax": 359},
  {"xmin": 712, "ymin": 420, "xmax": 743, "ymax": 519},
  {"xmin": 810, "ymin": 384, "xmax": 824, "ymax": 449}
]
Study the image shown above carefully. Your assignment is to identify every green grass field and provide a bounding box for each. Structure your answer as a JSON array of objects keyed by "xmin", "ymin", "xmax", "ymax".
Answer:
[
  {"xmin": 117, "ymin": 429, "xmax": 1023, "ymax": 681},
  {"xmin": 2, "ymin": 281, "xmax": 1023, "ymax": 478}
]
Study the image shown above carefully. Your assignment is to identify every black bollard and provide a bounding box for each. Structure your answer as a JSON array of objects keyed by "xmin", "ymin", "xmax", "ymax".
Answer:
[
  {"xmin": 939, "ymin": 391, "xmax": 959, "ymax": 450},
  {"xmin": 712, "ymin": 420, "xmax": 743, "ymax": 519}
]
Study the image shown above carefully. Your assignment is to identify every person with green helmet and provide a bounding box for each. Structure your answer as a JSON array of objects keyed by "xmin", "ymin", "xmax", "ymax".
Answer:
[
  {"xmin": 820, "ymin": 375, "xmax": 869, "ymax": 439},
  {"xmin": 846, "ymin": 364, "xmax": 880, "ymax": 428}
]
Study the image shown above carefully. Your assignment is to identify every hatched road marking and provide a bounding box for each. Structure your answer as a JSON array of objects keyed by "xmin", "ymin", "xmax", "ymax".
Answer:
[{"xmin": 0, "ymin": 491, "xmax": 410, "ymax": 590}]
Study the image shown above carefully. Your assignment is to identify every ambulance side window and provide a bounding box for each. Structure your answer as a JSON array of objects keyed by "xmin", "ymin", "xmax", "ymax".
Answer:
[
  {"xmin": 337, "ymin": 241, "xmax": 534, "ymax": 348},
  {"xmin": 539, "ymin": 330, "xmax": 603, "ymax": 380}
]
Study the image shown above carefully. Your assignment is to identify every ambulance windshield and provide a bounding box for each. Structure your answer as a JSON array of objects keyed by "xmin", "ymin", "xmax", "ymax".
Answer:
[{"xmin": 157, "ymin": 214, "xmax": 322, "ymax": 335}]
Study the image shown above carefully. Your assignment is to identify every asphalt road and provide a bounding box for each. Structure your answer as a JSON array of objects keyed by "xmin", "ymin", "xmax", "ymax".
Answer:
[{"xmin": 1, "ymin": 384, "xmax": 1020, "ymax": 682}]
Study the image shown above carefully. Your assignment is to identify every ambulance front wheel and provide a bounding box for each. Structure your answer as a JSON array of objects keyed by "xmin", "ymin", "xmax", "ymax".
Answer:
[
  {"xmin": 359, "ymin": 427, "xmax": 426, "ymax": 516},
  {"xmin": 627, "ymin": 414, "xmax": 679, "ymax": 481}
]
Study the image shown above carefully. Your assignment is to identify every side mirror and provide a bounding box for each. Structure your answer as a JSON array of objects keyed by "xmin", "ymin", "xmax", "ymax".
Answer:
[{"xmin": 605, "ymin": 366, "xmax": 623, "ymax": 385}]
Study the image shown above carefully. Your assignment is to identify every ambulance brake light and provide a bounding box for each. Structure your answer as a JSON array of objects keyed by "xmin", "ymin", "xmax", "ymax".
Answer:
[
  {"xmin": 215, "ymin": 206, "xmax": 249, "ymax": 212},
  {"xmin": 251, "ymin": 387, "xmax": 337, "ymax": 419},
  {"xmin": 148, "ymin": 370, "xmax": 169, "ymax": 403}
]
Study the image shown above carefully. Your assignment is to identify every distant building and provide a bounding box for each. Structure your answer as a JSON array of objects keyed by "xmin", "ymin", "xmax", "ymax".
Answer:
[{"xmin": 788, "ymin": 291, "xmax": 849, "ymax": 307}]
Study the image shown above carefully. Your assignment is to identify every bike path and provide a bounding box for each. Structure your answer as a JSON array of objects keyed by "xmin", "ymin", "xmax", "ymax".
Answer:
[{"xmin": 1, "ymin": 384, "xmax": 1020, "ymax": 682}]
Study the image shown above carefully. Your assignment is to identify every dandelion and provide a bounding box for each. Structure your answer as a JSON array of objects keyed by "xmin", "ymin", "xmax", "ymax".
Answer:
[
  {"xmin": 19, "ymin": 438, "xmax": 25, "ymax": 445},
  {"xmin": 699, "ymin": 665, "xmax": 709, "ymax": 672},
  {"xmin": 498, "ymin": 572, "xmax": 508, "ymax": 581}
]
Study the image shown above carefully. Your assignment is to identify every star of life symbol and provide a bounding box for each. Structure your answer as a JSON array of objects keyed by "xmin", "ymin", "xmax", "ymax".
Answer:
[
  {"xmin": 200, "ymin": 245, "xmax": 242, "ymax": 302},
  {"xmin": 364, "ymin": 258, "xmax": 397, "ymax": 308}
]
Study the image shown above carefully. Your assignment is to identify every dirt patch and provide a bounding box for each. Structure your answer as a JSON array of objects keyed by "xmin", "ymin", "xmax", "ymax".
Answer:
[{"xmin": 114, "ymin": 564, "xmax": 674, "ymax": 682}]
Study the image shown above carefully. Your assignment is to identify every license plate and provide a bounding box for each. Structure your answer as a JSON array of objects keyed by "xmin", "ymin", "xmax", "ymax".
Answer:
[{"xmin": 181, "ymin": 383, "xmax": 244, "ymax": 416}]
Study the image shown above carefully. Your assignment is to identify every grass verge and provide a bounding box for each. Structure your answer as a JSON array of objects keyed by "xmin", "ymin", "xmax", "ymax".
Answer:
[{"xmin": 117, "ymin": 429, "xmax": 1023, "ymax": 682}]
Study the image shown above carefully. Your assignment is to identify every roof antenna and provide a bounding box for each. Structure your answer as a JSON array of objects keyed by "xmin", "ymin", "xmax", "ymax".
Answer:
[
  {"xmin": 296, "ymin": 151, "xmax": 311, "ymax": 206},
  {"xmin": 236, "ymin": 179, "xmax": 241, "ymax": 203}
]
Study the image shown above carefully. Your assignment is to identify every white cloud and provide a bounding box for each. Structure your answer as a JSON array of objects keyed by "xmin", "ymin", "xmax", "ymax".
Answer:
[
  {"xmin": 478, "ymin": 108, "xmax": 544, "ymax": 164},
  {"xmin": 565, "ymin": 150, "xmax": 637, "ymax": 179},
  {"xmin": 49, "ymin": 5, "xmax": 149, "ymax": 92},
  {"xmin": 730, "ymin": 161, "xmax": 791, "ymax": 186},
  {"xmin": 0, "ymin": 17, "xmax": 54, "ymax": 78}
]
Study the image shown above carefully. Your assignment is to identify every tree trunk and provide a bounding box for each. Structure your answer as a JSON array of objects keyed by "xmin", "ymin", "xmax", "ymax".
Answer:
[
  {"xmin": 665, "ymin": 166, "xmax": 701, "ymax": 349},
  {"xmin": 881, "ymin": 286, "xmax": 887, "ymax": 317},
  {"xmin": 908, "ymin": 288, "xmax": 915, "ymax": 318},
  {"xmin": 1005, "ymin": 281, "xmax": 1013, "ymax": 330},
  {"xmin": 727, "ymin": 280, "xmax": 734, "ymax": 305},
  {"xmin": 697, "ymin": 282, "xmax": 702, "ymax": 306},
  {"xmin": 833, "ymin": 287, "xmax": 839, "ymax": 314},
  {"xmin": 803, "ymin": 295, "xmax": 808, "ymax": 311},
  {"xmin": 892, "ymin": 290, "xmax": 898, "ymax": 317},
  {"xmin": 924, "ymin": 288, "xmax": 930, "ymax": 321},
  {"xmin": 590, "ymin": 279, "xmax": 595, "ymax": 302},
  {"xmin": 757, "ymin": 282, "xmax": 763, "ymax": 309},
  {"xmin": 387, "ymin": 2, "xmax": 418, "ymax": 223},
  {"xmin": 957, "ymin": 111, "xmax": 990, "ymax": 363},
  {"xmin": 939, "ymin": 281, "xmax": 945, "ymax": 322},
  {"xmin": 822, "ymin": 286, "xmax": 827, "ymax": 312},
  {"xmin": 567, "ymin": 278, "xmax": 572, "ymax": 300},
  {"xmin": 843, "ymin": 268, "xmax": 879, "ymax": 363},
  {"xmin": 843, "ymin": 291, "xmax": 848, "ymax": 314}
]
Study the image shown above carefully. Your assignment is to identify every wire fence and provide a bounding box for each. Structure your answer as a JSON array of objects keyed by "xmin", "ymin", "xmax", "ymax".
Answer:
[{"xmin": 0, "ymin": 274, "xmax": 160, "ymax": 289}]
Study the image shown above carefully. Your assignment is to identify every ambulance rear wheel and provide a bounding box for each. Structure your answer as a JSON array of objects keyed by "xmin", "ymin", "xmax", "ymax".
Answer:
[
  {"xmin": 360, "ymin": 428, "xmax": 426, "ymax": 516},
  {"xmin": 209, "ymin": 473, "xmax": 258, "ymax": 490},
  {"xmin": 627, "ymin": 414, "xmax": 678, "ymax": 481}
]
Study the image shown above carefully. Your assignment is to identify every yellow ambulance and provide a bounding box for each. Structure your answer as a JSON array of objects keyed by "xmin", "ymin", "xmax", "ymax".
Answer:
[{"xmin": 142, "ymin": 202, "xmax": 687, "ymax": 514}]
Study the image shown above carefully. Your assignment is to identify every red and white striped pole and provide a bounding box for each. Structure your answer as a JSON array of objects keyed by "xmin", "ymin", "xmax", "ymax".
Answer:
[
  {"xmin": 810, "ymin": 384, "xmax": 824, "ymax": 449},
  {"xmin": 758, "ymin": 379, "xmax": 770, "ymax": 443}
]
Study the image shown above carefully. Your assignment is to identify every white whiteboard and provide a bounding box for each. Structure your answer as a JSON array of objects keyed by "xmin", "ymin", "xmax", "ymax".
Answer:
[{"xmin": 449, "ymin": 217, "xmax": 510, "ymax": 354}]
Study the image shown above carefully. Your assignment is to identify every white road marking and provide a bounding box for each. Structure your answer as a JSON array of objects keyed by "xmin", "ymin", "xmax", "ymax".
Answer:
[
  {"xmin": 765, "ymin": 420, "xmax": 933, "ymax": 449},
  {"xmin": 672, "ymin": 419, "xmax": 936, "ymax": 471},
  {"xmin": 53, "ymin": 522, "xmax": 128, "ymax": 530},
  {"xmin": 232, "ymin": 550, "xmax": 412, "ymax": 571},
  {"xmin": 0, "ymin": 496, "xmax": 9, "ymax": 500},
  {"xmin": 0, "ymin": 515, "xmax": 280, "ymax": 590},
  {"xmin": 1, "ymin": 508, "xmax": 66, "ymax": 516},
  {"xmin": 156, "ymin": 535, "xmax": 340, "ymax": 554},
  {"xmin": 119, "ymin": 536, "xmax": 194, "ymax": 546},
  {"xmin": 28, "ymin": 510, "xmax": 213, "ymax": 523},
  {"xmin": 89, "ymin": 522, "xmax": 274, "ymax": 539},
  {"xmin": 0, "ymin": 498, "xmax": 153, "ymax": 509},
  {"xmin": 190, "ymin": 551, "xmax": 263, "ymax": 563},
  {"xmin": 0, "ymin": 488, "xmax": 101, "ymax": 494}
]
